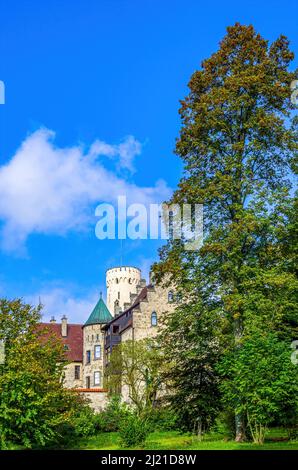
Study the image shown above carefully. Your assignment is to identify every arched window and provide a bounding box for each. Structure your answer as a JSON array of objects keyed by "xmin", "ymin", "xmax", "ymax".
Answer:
[
  {"xmin": 151, "ymin": 311, "xmax": 157, "ymax": 327},
  {"xmin": 168, "ymin": 290, "xmax": 174, "ymax": 302}
]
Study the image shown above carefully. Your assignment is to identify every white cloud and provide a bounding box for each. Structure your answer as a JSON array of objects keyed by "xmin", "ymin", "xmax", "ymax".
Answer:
[
  {"xmin": 0, "ymin": 128, "xmax": 170, "ymax": 253},
  {"xmin": 89, "ymin": 135, "xmax": 142, "ymax": 173},
  {"xmin": 26, "ymin": 284, "xmax": 102, "ymax": 324}
]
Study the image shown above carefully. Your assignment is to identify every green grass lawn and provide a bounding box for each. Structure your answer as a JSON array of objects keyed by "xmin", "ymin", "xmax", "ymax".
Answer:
[{"xmin": 68, "ymin": 429, "xmax": 298, "ymax": 451}]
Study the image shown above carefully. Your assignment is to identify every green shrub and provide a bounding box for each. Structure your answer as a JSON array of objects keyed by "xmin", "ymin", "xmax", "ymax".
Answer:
[
  {"xmin": 119, "ymin": 413, "xmax": 150, "ymax": 448},
  {"xmin": 72, "ymin": 406, "xmax": 98, "ymax": 437},
  {"xmin": 93, "ymin": 395, "xmax": 130, "ymax": 433},
  {"xmin": 105, "ymin": 395, "xmax": 130, "ymax": 431},
  {"xmin": 147, "ymin": 407, "xmax": 178, "ymax": 432},
  {"xmin": 63, "ymin": 395, "xmax": 130, "ymax": 442},
  {"xmin": 288, "ymin": 427, "xmax": 298, "ymax": 441}
]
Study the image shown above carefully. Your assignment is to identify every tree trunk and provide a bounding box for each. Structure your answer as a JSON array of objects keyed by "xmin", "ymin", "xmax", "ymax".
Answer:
[
  {"xmin": 234, "ymin": 316, "xmax": 246, "ymax": 442},
  {"xmin": 197, "ymin": 416, "xmax": 203, "ymax": 441},
  {"xmin": 235, "ymin": 412, "xmax": 246, "ymax": 442}
]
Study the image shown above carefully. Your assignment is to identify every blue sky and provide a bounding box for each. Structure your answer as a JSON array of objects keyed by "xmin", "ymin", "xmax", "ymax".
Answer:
[{"xmin": 0, "ymin": 0, "xmax": 297, "ymax": 322}]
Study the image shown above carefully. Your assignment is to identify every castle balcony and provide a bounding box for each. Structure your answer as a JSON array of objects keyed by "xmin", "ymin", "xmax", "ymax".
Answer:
[{"xmin": 104, "ymin": 333, "xmax": 121, "ymax": 350}]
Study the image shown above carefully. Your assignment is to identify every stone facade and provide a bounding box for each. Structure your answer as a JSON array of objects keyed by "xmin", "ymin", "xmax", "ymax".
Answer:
[
  {"xmin": 82, "ymin": 323, "xmax": 105, "ymax": 389},
  {"xmin": 78, "ymin": 390, "xmax": 108, "ymax": 412},
  {"xmin": 39, "ymin": 266, "xmax": 175, "ymax": 412},
  {"xmin": 102, "ymin": 279, "xmax": 176, "ymax": 406},
  {"xmin": 125, "ymin": 283, "xmax": 174, "ymax": 342},
  {"xmin": 63, "ymin": 361, "xmax": 83, "ymax": 389}
]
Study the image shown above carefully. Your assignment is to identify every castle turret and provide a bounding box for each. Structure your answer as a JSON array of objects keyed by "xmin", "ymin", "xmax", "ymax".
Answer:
[
  {"xmin": 82, "ymin": 293, "xmax": 113, "ymax": 389},
  {"xmin": 106, "ymin": 266, "xmax": 141, "ymax": 316}
]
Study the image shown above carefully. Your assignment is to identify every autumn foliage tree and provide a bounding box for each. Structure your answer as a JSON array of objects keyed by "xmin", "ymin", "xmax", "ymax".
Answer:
[{"xmin": 153, "ymin": 23, "xmax": 298, "ymax": 441}]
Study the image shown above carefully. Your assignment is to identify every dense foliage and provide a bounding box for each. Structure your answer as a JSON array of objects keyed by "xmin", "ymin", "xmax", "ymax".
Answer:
[
  {"xmin": 218, "ymin": 333, "xmax": 298, "ymax": 443},
  {"xmin": 119, "ymin": 412, "xmax": 150, "ymax": 448},
  {"xmin": 0, "ymin": 299, "xmax": 84, "ymax": 448},
  {"xmin": 153, "ymin": 23, "xmax": 298, "ymax": 443}
]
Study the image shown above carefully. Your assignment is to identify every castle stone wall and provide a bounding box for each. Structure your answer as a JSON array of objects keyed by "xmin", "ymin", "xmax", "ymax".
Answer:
[
  {"xmin": 83, "ymin": 323, "xmax": 105, "ymax": 389},
  {"xmin": 120, "ymin": 283, "xmax": 175, "ymax": 404},
  {"xmin": 63, "ymin": 361, "xmax": 83, "ymax": 389},
  {"xmin": 78, "ymin": 390, "xmax": 108, "ymax": 412}
]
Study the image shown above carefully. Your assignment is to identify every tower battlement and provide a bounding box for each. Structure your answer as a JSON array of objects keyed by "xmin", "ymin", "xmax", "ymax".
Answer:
[{"xmin": 106, "ymin": 266, "xmax": 141, "ymax": 315}]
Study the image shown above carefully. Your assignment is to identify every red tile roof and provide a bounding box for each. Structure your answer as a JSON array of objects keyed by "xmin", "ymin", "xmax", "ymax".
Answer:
[{"xmin": 37, "ymin": 323, "xmax": 83, "ymax": 362}]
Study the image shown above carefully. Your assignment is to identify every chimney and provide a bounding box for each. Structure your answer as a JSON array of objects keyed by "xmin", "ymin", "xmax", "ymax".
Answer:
[
  {"xmin": 50, "ymin": 316, "xmax": 56, "ymax": 323},
  {"xmin": 61, "ymin": 315, "xmax": 68, "ymax": 337}
]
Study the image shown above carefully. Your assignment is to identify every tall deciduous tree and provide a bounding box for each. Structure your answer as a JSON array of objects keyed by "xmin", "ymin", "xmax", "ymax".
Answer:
[{"xmin": 154, "ymin": 23, "xmax": 298, "ymax": 441}]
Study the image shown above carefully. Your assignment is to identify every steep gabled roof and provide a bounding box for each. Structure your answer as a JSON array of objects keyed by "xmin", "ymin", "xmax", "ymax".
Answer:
[
  {"xmin": 84, "ymin": 293, "xmax": 113, "ymax": 327},
  {"xmin": 36, "ymin": 323, "xmax": 83, "ymax": 362}
]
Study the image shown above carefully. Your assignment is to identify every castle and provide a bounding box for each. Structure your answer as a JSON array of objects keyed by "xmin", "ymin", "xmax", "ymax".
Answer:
[{"xmin": 40, "ymin": 266, "xmax": 175, "ymax": 411}]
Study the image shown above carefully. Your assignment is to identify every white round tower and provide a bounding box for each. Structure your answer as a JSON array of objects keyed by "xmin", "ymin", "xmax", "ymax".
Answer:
[{"xmin": 106, "ymin": 266, "xmax": 141, "ymax": 316}]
